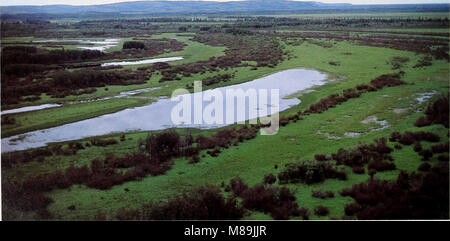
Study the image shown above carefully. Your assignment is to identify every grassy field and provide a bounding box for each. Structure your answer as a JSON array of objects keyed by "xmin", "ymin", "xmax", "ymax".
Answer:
[{"xmin": 3, "ymin": 31, "xmax": 448, "ymax": 220}]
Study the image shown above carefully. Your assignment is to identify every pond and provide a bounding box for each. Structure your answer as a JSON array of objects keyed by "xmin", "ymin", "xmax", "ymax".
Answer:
[{"xmin": 1, "ymin": 68, "xmax": 328, "ymax": 153}]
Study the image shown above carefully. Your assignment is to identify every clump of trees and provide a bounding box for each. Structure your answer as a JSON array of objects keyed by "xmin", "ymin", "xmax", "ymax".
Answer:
[
  {"xmin": 190, "ymin": 126, "xmax": 259, "ymax": 161},
  {"xmin": 237, "ymin": 179, "xmax": 309, "ymax": 220},
  {"xmin": 414, "ymin": 97, "xmax": 449, "ymax": 128},
  {"xmin": 341, "ymin": 163, "xmax": 449, "ymax": 219},
  {"xmin": 309, "ymin": 138, "xmax": 395, "ymax": 175},
  {"xmin": 113, "ymin": 175, "xmax": 310, "ymax": 220},
  {"xmin": 389, "ymin": 130, "xmax": 444, "ymax": 161},
  {"xmin": 90, "ymin": 138, "xmax": 118, "ymax": 147},
  {"xmin": 312, "ymin": 190, "xmax": 335, "ymax": 199},
  {"xmin": 228, "ymin": 176, "xmax": 248, "ymax": 197},
  {"xmin": 114, "ymin": 184, "xmax": 245, "ymax": 220},
  {"xmin": 277, "ymin": 160, "xmax": 347, "ymax": 185},
  {"xmin": 141, "ymin": 129, "xmax": 183, "ymax": 161},
  {"xmin": 123, "ymin": 41, "xmax": 145, "ymax": 49},
  {"xmin": 314, "ymin": 206, "xmax": 330, "ymax": 216},
  {"xmin": 389, "ymin": 131, "xmax": 440, "ymax": 145}
]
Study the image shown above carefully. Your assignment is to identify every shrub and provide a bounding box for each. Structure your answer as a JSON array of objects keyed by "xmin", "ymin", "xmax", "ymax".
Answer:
[
  {"xmin": 142, "ymin": 129, "xmax": 181, "ymax": 161},
  {"xmin": 90, "ymin": 138, "xmax": 118, "ymax": 147},
  {"xmin": 188, "ymin": 155, "xmax": 200, "ymax": 164},
  {"xmin": 344, "ymin": 203, "xmax": 361, "ymax": 216},
  {"xmin": 352, "ymin": 166, "xmax": 365, "ymax": 174},
  {"xmin": 314, "ymin": 154, "xmax": 330, "ymax": 161},
  {"xmin": 369, "ymin": 73, "xmax": 406, "ymax": 89},
  {"xmin": 415, "ymin": 97, "xmax": 449, "ymax": 128},
  {"xmin": 343, "ymin": 88, "xmax": 361, "ymax": 99},
  {"xmin": 229, "ymin": 177, "xmax": 248, "ymax": 197},
  {"xmin": 431, "ymin": 142, "xmax": 449, "ymax": 154},
  {"xmin": 65, "ymin": 164, "xmax": 91, "ymax": 184},
  {"xmin": 390, "ymin": 131, "xmax": 402, "ymax": 142},
  {"xmin": 419, "ymin": 149, "xmax": 433, "ymax": 161},
  {"xmin": 123, "ymin": 41, "xmax": 145, "ymax": 49},
  {"xmin": 311, "ymin": 190, "xmax": 335, "ymax": 199},
  {"xmin": 201, "ymin": 73, "xmax": 233, "ymax": 86},
  {"xmin": 437, "ymin": 154, "xmax": 449, "ymax": 162},
  {"xmin": 368, "ymin": 160, "xmax": 396, "ymax": 172},
  {"xmin": 195, "ymin": 135, "xmax": 216, "ymax": 149},
  {"xmin": 413, "ymin": 142, "xmax": 423, "ymax": 152},
  {"xmin": 278, "ymin": 160, "xmax": 347, "ymax": 185},
  {"xmin": 397, "ymin": 131, "xmax": 440, "ymax": 145},
  {"xmin": 242, "ymin": 184, "xmax": 305, "ymax": 220},
  {"xmin": 314, "ymin": 206, "xmax": 330, "ymax": 216},
  {"xmin": 414, "ymin": 116, "xmax": 432, "ymax": 127},
  {"xmin": 305, "ymin": 93, "xmax": 347, "ymax": 114},
  {"xmin": 340, "ymin": 164, "xmax": 449, "ymax": 219},
  {"xmin": 263, "ymin": 173, "xmax": 277, "ymax": 185},
  {"xmin": 418, "ymin": 162, "xmax": 432, "ymax": 172},
  {"xmin": 115, "ymin": 184, "xmax": 245, "ymax": 220},
  {"xmin": 332, "ymin": 138, "xmax": 393, "ymax": 168}
]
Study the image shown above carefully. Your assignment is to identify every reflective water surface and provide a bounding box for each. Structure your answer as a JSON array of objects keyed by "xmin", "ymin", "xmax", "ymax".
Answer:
[{"xmin": 1, "ymin": 69, "xmax": 327, "ymax": 153}]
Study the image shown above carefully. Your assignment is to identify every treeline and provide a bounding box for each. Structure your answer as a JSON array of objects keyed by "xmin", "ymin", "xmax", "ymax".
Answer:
[
  {"xmin": 52, "ymin": 69, "xmax": 147, "ymax": 89},
  {"xmin": 2, "ymin": 46, "xmax": 104, "ymax": 66},
  {"xmin": 231, "ymin": 16, "xmax": 450, "ymax": 29}
]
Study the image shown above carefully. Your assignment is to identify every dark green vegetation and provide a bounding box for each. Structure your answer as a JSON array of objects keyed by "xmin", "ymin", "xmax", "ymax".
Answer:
[
  {"xmin": 1, "ymin": 1, "xmax": 448, "ymax": 17},
  {"xmin": 1, "ymin": 7, "xmax": 449, "ymax": 220}
]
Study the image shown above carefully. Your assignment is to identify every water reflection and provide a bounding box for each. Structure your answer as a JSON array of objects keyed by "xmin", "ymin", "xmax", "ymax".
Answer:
[{"xmin": 1, "ymin": 69, "xmax": 327, "ymax": 153}]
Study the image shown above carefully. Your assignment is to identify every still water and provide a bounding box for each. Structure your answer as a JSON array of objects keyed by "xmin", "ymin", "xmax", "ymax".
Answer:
[{"xmin": 1, "ymin": 69, "xmax": 327, "ymax": 153}]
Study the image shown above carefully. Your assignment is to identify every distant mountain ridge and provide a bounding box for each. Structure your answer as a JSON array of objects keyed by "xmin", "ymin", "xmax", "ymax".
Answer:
[{"xmin": 0, "ymin": 1, "xmax": 448, "ymax": 15}]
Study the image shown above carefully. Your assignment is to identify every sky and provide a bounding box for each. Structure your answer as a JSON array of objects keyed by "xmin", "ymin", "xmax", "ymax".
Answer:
[{"xmin": 0, "ymin": 0, "xmax": 449, "ymax": 6}]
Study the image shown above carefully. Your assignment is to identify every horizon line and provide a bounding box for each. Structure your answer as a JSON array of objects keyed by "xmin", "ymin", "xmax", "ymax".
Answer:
[{"xmin": 1, "ymin": 0, "xmax": 449, "ymax": 7}]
